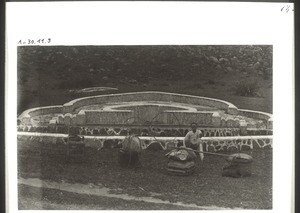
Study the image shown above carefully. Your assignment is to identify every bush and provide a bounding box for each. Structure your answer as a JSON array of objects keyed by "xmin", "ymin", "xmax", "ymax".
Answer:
[{"xmin": 234, "ymin": 80, "xmax": 261, "ymax": 97}]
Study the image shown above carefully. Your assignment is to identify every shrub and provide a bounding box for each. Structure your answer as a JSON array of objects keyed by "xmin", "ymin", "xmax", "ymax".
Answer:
[{"xmin": 234, "ymin": 80, "xmax": 261, "ymax": 97}]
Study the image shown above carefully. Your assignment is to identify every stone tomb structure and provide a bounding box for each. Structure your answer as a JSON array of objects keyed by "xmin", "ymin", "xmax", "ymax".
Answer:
[
  {"xmin": 19, "ymin": 91, "xmax": 272, "ymax": 128},
  {"xmin": 18, "ymin": 91, "xmax": 273, "ymax": 152}
]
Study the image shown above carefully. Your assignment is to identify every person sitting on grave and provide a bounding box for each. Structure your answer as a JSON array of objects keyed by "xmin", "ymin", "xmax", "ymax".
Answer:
[{"xmin": 183, "ymin": 122, "xmax": 204, "ymax": 161}]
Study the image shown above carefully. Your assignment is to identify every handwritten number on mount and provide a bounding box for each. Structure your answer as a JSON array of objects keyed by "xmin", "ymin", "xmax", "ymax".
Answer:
[
  {"xmin": 281, "ymin": 5, "xmax": 293, "ymax": 13},
  {"xmin": 17, "ymin": 38, "xmax": 52, "ymax": 45},
  {"xmin": 28, "ymin": 39, "xmax": 35, "ymax": 44}
]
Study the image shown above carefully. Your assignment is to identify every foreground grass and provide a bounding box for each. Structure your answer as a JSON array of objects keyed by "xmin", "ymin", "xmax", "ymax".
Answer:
[
  {"xmin": 18, "ymin": 145, "xmax": 272, "ymax": 209},
  {"xmin": 19, "ymin": 184, "xmax": 201, "ymax": 210}
]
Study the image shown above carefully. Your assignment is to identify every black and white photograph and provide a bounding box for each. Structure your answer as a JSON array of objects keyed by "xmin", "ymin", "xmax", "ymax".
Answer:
[
  {"xmin": 16, "ymin": 45, "xmax": 273, "ymax": 210},
  {"xmin": 5, "ymin": 2, "xmax": 294, "ymax": 212}
]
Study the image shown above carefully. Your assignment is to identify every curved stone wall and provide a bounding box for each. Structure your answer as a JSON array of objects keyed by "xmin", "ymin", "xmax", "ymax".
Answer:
[
  {"xmin": 18, "ymin": 92, "xmax": 273, "ymax": 130},
  {"xmin": 238, "ymin": 109, "xmax": 273, "ymax": 129},
  {"xmin": 62, "ymin": 91, "xmax": 239, "ymax": 115},
  {"xmin": 18, "ymin": 105, "xmax": 63, "ymax": 125}
]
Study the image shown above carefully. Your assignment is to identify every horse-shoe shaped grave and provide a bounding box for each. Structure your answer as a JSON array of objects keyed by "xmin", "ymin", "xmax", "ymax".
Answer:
[{"xmin": 17, "ymin": 91, "xmax": 272, "ymax": 176}]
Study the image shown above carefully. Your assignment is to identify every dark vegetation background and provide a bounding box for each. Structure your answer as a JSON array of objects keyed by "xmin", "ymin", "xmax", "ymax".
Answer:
[{"xmin": 17, "ymin": 45, "xmax": 272, "ymax": 115}]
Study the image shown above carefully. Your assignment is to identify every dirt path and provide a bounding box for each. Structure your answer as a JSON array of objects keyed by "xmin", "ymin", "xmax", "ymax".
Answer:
[{"xmin": 18, "ymin": 177, "xmax": 240, "ymax": 210}]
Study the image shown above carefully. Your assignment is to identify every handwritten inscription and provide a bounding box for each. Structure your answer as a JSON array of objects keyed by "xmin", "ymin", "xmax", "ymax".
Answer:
[
  {"xmin": 17, "ymin": 38, "xmax": 51, "ymax": 45},
  {"xmin": 281, "ymin": 5, "xmax": 294, "ymax": 13}
]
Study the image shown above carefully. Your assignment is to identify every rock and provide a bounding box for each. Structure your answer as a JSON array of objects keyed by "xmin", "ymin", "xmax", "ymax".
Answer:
[
  {"xmin": 215, "ymin": 64, "xmax": 222, "ymax": 70},
  {"xmin": 210, "ymin": 56, "xmax": 219, "ymax": 63},
  {"xmin": 253, "ymin": 62, "xmax": 260, "ymax": 69},
  {"xmin": 219, "ymin": 58, "xmax": 229, "ymax": 63},
  {"xmin": 227, "ymin": 153, "xmax": 253, "ymax": 163},
  {"xmin": 226, "ymin": 67, "xmax": 233, "ymax": 72},
  {"xmin": 223, "ymin": 152, "xmax": 253, "ymax": 177}
]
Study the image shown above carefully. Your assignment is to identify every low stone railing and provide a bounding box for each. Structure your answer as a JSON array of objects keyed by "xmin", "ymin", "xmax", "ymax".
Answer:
[
  {"xmin": 17, "ymin": 132, "xmax": 273, "ymax": 152},
  {"xmin": 17, "ymin": 126, "xmax": 242, "ymax": 137}
]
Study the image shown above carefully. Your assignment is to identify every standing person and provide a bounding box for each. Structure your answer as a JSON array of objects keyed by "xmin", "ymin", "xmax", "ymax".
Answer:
[
  {"xmin": 118, "ymin": 134, "xmax": 142, "ymax": 168},
  {"xmin": 183, "ymin": 122, "xmax": 204, "ymax": 161}
]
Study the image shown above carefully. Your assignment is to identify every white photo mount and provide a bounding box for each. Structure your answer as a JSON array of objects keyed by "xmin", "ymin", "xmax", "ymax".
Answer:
[{"xmin": 6, "ymin": 2, "xmax": 294, "ymax": 213}]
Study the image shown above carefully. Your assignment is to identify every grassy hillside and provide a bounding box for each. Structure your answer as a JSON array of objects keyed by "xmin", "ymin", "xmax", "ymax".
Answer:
[{"xmin": 17, "ymin": 45, "xmax": 272, "ymax": 114}]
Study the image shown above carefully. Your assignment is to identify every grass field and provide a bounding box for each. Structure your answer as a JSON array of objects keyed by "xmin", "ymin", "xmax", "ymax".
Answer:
[{"xmin": 18, "ymin": 146, "xmax": 272, "ymax": 210}]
